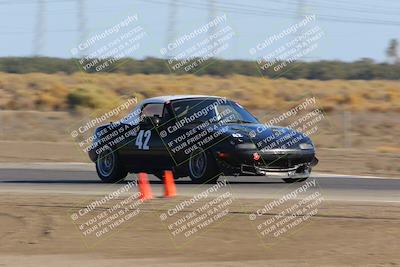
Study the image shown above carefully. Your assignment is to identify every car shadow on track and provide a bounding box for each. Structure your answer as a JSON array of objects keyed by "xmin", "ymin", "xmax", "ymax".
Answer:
[
  {"xmin": 0, "ymin": 180, "xmax": 101, "ymax": 184},
  {"xmin": 148, "ymin": 180, "xmax": 285, "ymax": 185},
  {"xmin": 0, "ymin": 179, "xmax": 285, "ymax": 185}
]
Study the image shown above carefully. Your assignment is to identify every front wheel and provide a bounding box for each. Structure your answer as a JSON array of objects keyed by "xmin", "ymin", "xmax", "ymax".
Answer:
[
  {"xmin": 95, "ymin": 146, "xmax": 127, "ymax": 183},
  {"xmin": 188, "ymin": 149, "xmax": 220, "ymax": 184}
]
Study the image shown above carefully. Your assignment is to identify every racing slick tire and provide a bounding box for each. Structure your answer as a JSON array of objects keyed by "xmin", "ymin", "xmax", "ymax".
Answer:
[
  {"xmin": 282, "ymin": 177, "xmax": 309, "ymax": 183},
  {"xmin": 95, "ymin": 146, "xmax": 127, "ymax": 183},
  {"xmin": 188, "ymin": 148, "xmax": 220, "ymax": 184}
]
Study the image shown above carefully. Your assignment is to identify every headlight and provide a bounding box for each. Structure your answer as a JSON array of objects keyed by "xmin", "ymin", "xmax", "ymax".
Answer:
[
  {"xmin": 236, "ymin": 143, "xmax": 257, "ymax": 149},
  {"xmin": 299, "ymin": 143, "xmax": 314, "ymax": 150},
  {"xmin": 232, "ymin": 133, "xmax": 243, "ymax": 138}
]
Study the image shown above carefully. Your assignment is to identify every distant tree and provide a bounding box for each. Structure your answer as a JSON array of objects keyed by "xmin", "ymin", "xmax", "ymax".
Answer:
[
  {"xmin": 1, "ymin": 56, "xmax": 400, "ymax": 80},
  {"xmin": 386, "ymin": 39, "xmax": 399, "ymax": 64}
]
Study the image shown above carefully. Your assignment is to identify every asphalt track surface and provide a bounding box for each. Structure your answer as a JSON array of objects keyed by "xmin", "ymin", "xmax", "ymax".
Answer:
[{"xmin": 0, "ymin": 163, "xmax": 399, "ymax": 203}]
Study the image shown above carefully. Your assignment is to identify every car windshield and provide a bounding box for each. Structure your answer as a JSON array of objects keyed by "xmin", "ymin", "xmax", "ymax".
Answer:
[{"xmin": 171, "ymin": 98, "xmax": 259, "ymax": 124}]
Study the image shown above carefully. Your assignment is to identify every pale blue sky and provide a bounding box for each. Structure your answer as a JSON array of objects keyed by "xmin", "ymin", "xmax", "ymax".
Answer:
[{"xmin": 0, "ymin": 0, "xmax": 399, "ymax": 62}]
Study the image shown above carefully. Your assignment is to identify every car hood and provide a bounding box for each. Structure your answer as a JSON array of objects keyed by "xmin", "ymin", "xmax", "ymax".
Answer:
[{"xmin": 223, "ymin": 123, "xmax": 313, "ymax": 150}]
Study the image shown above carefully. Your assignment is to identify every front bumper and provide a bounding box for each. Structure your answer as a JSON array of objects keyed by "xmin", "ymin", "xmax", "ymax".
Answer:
[
  {"xmin": 214, "ymin": 147, "xmax": 318, "ymax": 177},
  {"xmin": 240, "ymin": 161, "xmax": 315, "ymax": 178}
]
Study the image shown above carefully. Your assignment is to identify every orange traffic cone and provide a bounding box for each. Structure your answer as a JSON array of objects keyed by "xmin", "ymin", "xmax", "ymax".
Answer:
[
  {"xmin": 163, "ymin": 170, "xmax": 177, "ymax": 197},
  {"xmin": 138, "ymin": 172, "xmax": 153, "ymax": 200}
]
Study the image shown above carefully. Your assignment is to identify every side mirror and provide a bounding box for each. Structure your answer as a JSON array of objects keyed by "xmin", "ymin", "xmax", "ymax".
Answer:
[{"xmin": 152, "ymin": 116, "xmax": 161, "ymax": 126}]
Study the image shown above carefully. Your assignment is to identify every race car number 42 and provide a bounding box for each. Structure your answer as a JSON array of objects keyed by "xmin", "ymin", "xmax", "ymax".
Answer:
[{"xmin": 135, "ymin": 130, "xmax": 151, "ymax": 150}]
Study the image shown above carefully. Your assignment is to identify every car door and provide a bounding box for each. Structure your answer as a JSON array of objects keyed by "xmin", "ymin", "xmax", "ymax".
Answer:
[{"xmin": 126, "ymin": 102, "xmax": 172, "ymax": 171}]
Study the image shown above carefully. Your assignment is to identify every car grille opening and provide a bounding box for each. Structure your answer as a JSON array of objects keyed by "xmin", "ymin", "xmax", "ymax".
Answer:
[{"xmin": 257, "ymin": 154, "xmax": 314, "ymax": 169}]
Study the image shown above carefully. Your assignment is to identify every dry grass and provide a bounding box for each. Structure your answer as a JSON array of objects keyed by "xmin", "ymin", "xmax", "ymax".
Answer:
[
  {"xmin": 1, "ymin": 72, "xmax": 399, "ymax": 176},
  {"xmin": 376, "ymin": 146, "xmax": 400, "ymax": 154},
  {"xmin": 1, "ymin": 72, "xmax": 400, "ymax": 113}
]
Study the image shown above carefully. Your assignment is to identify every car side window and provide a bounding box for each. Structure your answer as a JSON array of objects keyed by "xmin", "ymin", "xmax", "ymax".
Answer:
[
  {"xmin": 172, "ymin": 101, "xmax": 191, "ymax": 118},
  {"xmin": 141, "ymin": 103, "xmax": 164, "ymax": 118}
]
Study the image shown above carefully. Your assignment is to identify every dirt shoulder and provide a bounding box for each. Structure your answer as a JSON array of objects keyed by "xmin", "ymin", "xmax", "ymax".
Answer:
[{"xmin": 0, "ymin": 193, "xmax": 399, "ymax": 266}]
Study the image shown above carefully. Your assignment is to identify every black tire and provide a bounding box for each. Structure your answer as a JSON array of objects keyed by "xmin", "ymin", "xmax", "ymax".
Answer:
[
  {"xmin": 188, "ymin": 148, "xmax": 220, "ymax": 184},
  {"xmin": 282, "ymin": 177, "xmax": 308, "ymax": 183},
  {"xmin": 95, "ymin": 146, "xmax": 127, "ymax": 183}
]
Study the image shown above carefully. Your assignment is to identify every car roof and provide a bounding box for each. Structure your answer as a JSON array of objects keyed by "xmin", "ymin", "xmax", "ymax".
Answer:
[{"xmin": 141, "ymin": 95, "xmax": 224, "ymax": 105}]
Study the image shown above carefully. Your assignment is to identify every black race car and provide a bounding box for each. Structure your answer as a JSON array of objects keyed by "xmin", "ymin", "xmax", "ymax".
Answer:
[{"xmin": 88, "ymin": 95, "xmax": 318, "ymax": 184}]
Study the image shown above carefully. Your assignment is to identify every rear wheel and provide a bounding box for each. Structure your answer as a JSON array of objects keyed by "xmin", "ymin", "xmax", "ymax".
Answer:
[
  {"xmin": 188, "ymin": 148, "xmax": 220, "ymax": 184},
  {"xmin": 96, "ymin": 146, "xmax": 127, "ymax": 183}
]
